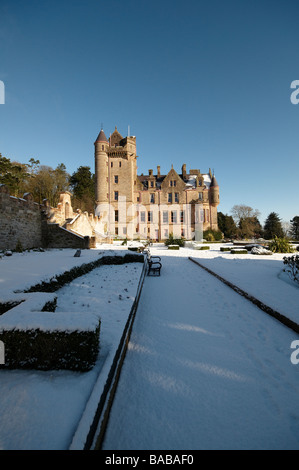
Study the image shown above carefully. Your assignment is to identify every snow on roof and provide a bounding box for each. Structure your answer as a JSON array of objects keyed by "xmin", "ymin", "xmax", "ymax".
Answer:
[{"xmin": 203, "ymin": 174, "xmax": 211, "ymax": 188}]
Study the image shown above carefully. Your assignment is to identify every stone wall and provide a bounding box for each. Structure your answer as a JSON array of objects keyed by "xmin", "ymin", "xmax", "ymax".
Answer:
[
  {"xmin": 44, "ymin": 223, "xmax": 94, "ymax": 249},
  {"xmin": 0, "ymin": 186, "xmax": 96, "ymax": 251},
  {"xmin": 0, "ymin": 185, "xmax": 42, "ymax": 251},
  {"xmin": 44, "ymin": 192, "xmax": 108, "ymax": 243}
]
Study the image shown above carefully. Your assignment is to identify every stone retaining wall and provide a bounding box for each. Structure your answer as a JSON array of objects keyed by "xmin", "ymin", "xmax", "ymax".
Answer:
[
  {"xmin": 0, "ymin": 185, "xmax": 42, "ymax": 251},
  {"xmin": 0, "ymin": 185, "xmax": 95, "ymax": 251}
]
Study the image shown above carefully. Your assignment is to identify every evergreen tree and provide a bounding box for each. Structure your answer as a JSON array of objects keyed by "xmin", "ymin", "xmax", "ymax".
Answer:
[
  {"xmin": 217, "ymin": 212, "xmax": 237, "ymax": 238},
  {"xmin": 69, "ymin": 166, "xmax": 95, "ymax": 213},
  {"xmin": 264, "ymin": 212, "xmax": 284, "ymax": 239},
  {"xmin": 290, "ymin": 216, "xmax": 299, "ymax": 240},
  {"xmin": 0, "ymin": 153, "xmax": 29, "ymax": 196}
]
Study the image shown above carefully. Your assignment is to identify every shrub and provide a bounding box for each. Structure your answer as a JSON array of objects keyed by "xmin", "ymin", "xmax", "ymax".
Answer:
[
  {"xmin": 220, "ymin": 247, "xmax": 231, "ymax": 252},
  {"xmin": 283, "ymin": 255, "xmax": 299, "ymax": 285},
  {"xmin": 268, "ymin": 236, "xmax": 295, "ymax": 253},
  {"xmin": 0, "ymin": 322, "xmax": 101, "ymax": 371},
  {"xmin": 15, "ymin": 240, "xmax": 24, "ymax": 253},
  {"xmin": 195, "ymin": 246, "xmax": 210, "ymax": 250},
  {"xmin": 168, "ymin": 245, "xmax": 180, "ymax": 250},
  {"xmin": 204, "ymin": 232, "xmax": 214, "ymax": 242},
  {"xmin": 230, "ymin": 249, "xmax": 248, "ymax": 254},
  {"xmin": 203, "ymin": 229, "xmax": 222, "ymax": 241},
  {"xmin": 164, "ymin": 233, "xmax": 185, "ymax": 247}
]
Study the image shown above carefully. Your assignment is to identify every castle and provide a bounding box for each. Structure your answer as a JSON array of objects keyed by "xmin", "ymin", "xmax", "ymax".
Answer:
[{"xmin": 94, "ymin": 126, "xmax": 219, "ymax": 241}]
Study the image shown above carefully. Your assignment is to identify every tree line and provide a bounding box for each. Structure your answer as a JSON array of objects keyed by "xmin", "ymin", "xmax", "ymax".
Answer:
[
  {"xmin": 1, "ymin": 153, "xmax": 298, "ymax": 240},
  {"xmin": 0, "ymin": 153, "xmax": 95, "ymax": 213},
  {"xmin": 218, "ymin": 205, "xmax": 299, "ymax": 241}
]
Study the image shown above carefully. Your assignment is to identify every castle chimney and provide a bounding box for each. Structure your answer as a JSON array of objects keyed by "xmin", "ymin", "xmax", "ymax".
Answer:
[
  {"xmin": 182, "ymin": 164, "xmax": 186, "ymax": 178},
  {"xmin": 157, "ymin": 165, "xmax": 161, "ymax": 177},
  {"xmin": 149, "ymin": 169, "xmax": 153, "ymax": 176}
]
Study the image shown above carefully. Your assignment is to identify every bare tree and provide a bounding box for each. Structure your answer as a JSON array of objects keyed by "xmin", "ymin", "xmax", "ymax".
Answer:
[{"xmin": 231, "ymin": 204, "xmax": 260, "ymax": 224}]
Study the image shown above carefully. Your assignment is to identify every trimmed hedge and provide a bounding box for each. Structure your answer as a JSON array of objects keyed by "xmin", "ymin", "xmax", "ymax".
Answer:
[
  {"xmin": 220, "ymin": 247, "xmax": 231, "ymax": 252},
  {"xmin": 23, "ymin": 253, "xmax": 144, "ymax": 293},
  {"xmin": 0, "ymin": 252, "xmax": 144, "ymax": 371},
  {"xmin": 0, "ymin": 320, "xmax": 100, "ymax": 371},
  {"xmin": 230, "ymin": 249, "xmax": 248, "ymax": 254},
  {"xmin": 168, "ymin": 245, "xmax": 180, "ymax": 250}
]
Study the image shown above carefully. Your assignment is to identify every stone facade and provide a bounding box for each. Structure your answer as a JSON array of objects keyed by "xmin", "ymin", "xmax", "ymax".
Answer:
[{"xmin": 94, "ymin": 127, "xmax": 220, "ymax": 241}]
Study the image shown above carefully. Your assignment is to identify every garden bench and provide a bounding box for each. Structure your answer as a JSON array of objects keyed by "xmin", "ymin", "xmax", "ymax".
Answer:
[{"xmin": 146, "ymin": 253, "xmax": 162, "ymax": 276}]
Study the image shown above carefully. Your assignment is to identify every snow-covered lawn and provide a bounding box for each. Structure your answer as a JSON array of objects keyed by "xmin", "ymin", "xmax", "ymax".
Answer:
[
  {"xmin": 0, "ymin": 246, "xmax": 144, "ymax": 450},
  {"xmin": 0, "ymin": 243, "xmax": 298, "ymax": 450},
  {"xmin": 102, "ymin": 244, "xmax": 299, "ymax": 451}
]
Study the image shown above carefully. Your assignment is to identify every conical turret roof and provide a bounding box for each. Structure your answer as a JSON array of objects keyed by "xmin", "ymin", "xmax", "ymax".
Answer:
[
  {"xmin": 210, "ymin": 175, "xmax": 219, "ymax": 187},
  {"xmin": 95, "ymin": 128, "xmax": 108, "ymax": 143}
]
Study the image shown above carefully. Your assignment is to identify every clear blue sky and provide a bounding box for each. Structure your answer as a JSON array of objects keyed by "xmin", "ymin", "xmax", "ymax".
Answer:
[{"xmin": 1, "ymin": 0, "xmax": 299, "ymax": 224}]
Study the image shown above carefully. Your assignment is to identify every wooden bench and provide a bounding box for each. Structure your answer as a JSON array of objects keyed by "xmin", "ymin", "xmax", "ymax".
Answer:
[{"xmin": 146, "ymin": 254, "xmax": 162, "ymax": 276}]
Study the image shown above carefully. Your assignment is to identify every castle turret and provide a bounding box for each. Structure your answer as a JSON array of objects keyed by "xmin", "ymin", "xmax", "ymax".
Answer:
[
  {"xmin": 94, "ymin": 128, "xmax": 109, "ymax": 205},
  {"xmin": 210, "ymin": 174, "xmax": 219, "ymax": 206}
]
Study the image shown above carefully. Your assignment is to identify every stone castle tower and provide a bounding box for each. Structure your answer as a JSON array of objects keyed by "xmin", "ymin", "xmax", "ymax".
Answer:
[{"xmin": 94, "ymin": 126, "xmax": 219, "ymax": 241}]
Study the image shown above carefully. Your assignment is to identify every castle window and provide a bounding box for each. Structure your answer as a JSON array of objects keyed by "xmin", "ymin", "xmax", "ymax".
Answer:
[
  {"xmin": 102, "ymin": 145, "xmax": 104, "ymax": 150},
  {"xmin": 114, "ymin": 191, "xmax": 118, "ymax": 201},
  {"xmin": 150, "ymin": 181, "xmax": 154, "ymax": 188},
  {"xmin": 170, "ymin": 180, "xmax": 176, "ymax": 187},
  {"xmin": 181, "ymin": 210, "xmax": 185, "ymax": 223},
  {"xmin": 111, "ymin": 162, "xmax": 113, "ymax": 168},
  {"xmin": 163, "ymin": 211, "xmax": 168, "ymax": 223},
  {"xmin": 114, "ymin": 175, "xmax": 118, "ymax": 184},
  {"xmin": 175, "ymin": 193, "xmax": 179, "ymax": 203},
  {"xmin": 164, "ymin": 229, "xmax": 169, "ymax": 238},
  {"xmin": 140, "ymin": 211, "xmax": 146, "ymax": 222},
  {"xmin": 168, "ymin": 193, "xmax": 172, "ymax": 203},
  {"xmin": 198, "ymin": 192, "xmax": 203, "ymax": 200},
  {"xmin": 171, "ymin": 211, "xmax": 177, "ymax": 223},
  {"xmin": 115, "ymin": 210, "xmax": 119, "ymax": 222},
  {"xmin": 150, "ymin": 193, "xmax": 155, "ymax": 203},
  {"xmin": 123, "ymin": 227, "xmax": 127, "ymax": 235},
  {"xmin": 115, "ymin": 227, "xmax": 118, "ymax": 235},
  {"xmin": 119, "ymin": 161, "xmax": 122, "ymax": 167},
  {"xmin": 148, "ymin": 211, "xmax": 153, "ymax": 222}
]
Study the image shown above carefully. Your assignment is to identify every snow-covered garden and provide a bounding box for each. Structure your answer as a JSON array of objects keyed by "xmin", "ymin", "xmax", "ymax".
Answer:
[{"xmin": 0, "ymin": 242, "xmax": 298, "ymax": 450}]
